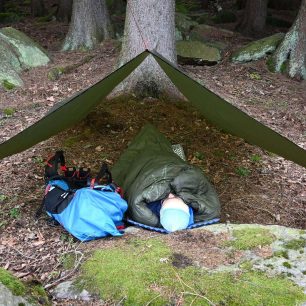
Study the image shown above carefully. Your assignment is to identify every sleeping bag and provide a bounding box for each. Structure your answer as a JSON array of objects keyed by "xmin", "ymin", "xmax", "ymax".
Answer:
[{"xmin": 112, "ymin": 124, "xmax": 221, "ymax": 228}]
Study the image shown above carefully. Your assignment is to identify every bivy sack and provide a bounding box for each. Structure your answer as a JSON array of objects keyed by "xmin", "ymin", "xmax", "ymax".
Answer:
[{"xmin": 41, "ymin": 151, "xmax": 128, "ymax": 241}]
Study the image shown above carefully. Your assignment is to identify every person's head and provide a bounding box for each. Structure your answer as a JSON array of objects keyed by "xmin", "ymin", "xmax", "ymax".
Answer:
[{"xmin": 160, "ymin": 193, "xmax": 190, "ymax": 232}]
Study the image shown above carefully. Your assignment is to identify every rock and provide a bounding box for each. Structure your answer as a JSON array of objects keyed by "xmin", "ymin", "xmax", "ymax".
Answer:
[
  {"xmin": 176, "ymin": 40, "xmax": 222, "ymax": 65},
  {"xmin": 0, "ymin": 283, "xmax": 33, "ymax": 306},
  {"xmin": 52, "ymin": 280, "xmax": 91, "ymax": 301},
  {"xmin": 175, "ymin": 28, "xmax": 183, "ymax": 41},
  {"xmin": 0, "ymin": 27, "xmax": 50, "ymax": 68},
  {"xmin": 190, "ymin": 24, "xmax": 235, "ymax": 42},
  {"xmin": 0, "ymin": 37, "xmax": 23, "ymax": 87},
  {"xmin": 231, "ymin": 33, "xmax": 285, "ymax": 63}
]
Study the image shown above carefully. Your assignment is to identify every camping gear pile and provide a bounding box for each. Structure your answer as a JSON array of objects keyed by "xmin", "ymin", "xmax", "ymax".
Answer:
[{"xmin": 41, "ymin": 151, "xmax": 127, "ymax": 241}]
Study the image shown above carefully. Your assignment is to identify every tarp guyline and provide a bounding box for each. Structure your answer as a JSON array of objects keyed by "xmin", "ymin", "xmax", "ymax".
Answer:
[{"xmin": 0, "ymin": 50, "xmax": 305, "ymax": 168}]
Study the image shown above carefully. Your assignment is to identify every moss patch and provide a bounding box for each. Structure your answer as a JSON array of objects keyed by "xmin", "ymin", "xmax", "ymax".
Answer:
[
  {"xmin": 226, "ymin": 227, "xmax": 276, "ymax": 250},
  {"xmin": 2, "ymin": 79, "xmax": 16, "ymax": 90},
  {"xmin": 0, "ymin": 268, "xmax": 26, "ymax": 296},
  {"xmin": 283, "ymin": 238, "xmax": 306, "ymax": 250},
  {"xmin": 231, "ymin": 33, "xmax": 284, "ymax": 63},
  {"xmin": 79, "ymin": 238, "xmax": 305, "ymax": 305},
  {"xmin": 0, "ymin": 268, "xmax": 50, "ymax": 304}
]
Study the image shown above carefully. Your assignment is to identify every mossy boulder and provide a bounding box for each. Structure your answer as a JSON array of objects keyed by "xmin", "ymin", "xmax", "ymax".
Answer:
[
  {"xmin": 190, "ymin": 24, "xmax": 235, "ymax": 42},
  {"xmin": 0, "ymin": 27, "xmax": 50, "ymax": 68},
  {"xmin": 176, "ymin": 40, "xmax": 222, "ymax": 65},
  {"xmin": 0, "ymin": 38, "xmax": 23, "ymax": 87},
  {"xmin": 0, "ymin": 268, "xmax": 50, "ymax": 305},
  {"xmin": 231, "ymin": 33, "xmax": 285, "ymax": 63}
]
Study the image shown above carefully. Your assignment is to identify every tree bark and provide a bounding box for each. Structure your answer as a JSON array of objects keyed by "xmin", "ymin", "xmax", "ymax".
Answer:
[
  {"xmin": 115, "ymin": 0, "xmax": 179, "ymax": 99},
  {"xmin": 56, "ymin": 0, "xmax": 72, "ymax": 23},
  {"xmin": 237, "ymin": 0, "xmax": 267, "ymax": 36},
  {"xmin": 62, "ymin": 0, "xmax": 113, "ymax": 51},
  {"xmin": 31, "ymin": 0, "xmax": 45, "ymax": 17},
  {"xmin": 271, "ymin": 0, "xmax": 306, "ymax": 80}
]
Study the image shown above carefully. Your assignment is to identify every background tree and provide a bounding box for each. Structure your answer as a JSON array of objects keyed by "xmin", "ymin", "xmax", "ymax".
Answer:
[
  {"xmin": 237, "ymin": 0, "xmax": 268, "ymax": 36},
  {"xmin": 269, "ymin": 0, "xmax": 306, "ymax": 79},
  {"xmin": 116, "ymin": 0, "xmax": 179, "ymax": 99},
  {"xmin": 31, "ymin": 0, "xmax": 45, "ymax": 17},
  {"xmin": 56, "ymin": 0, "xmax": 72, "ymax": 23},
  {"xmin": 62, "ymin": 0, "xmax": 113, "ymax": 51}
]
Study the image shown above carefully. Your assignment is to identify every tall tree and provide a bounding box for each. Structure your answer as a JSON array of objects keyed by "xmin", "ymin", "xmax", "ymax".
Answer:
[
  {"xmin": 31, "ymin": 0, "xmax": 45, "ymax": 17},
  {"xmin": 116, "ymin": 0, "xmax": 178, "ymax": 99},
  {"xmin": 56, "ymin": 0, "xmax": 72, "ymax": 23},
  {"xmin": 270, "ymin": 0, "xmax": 306, "ymax": 80},
  {"xmin": 237, "ymin": 0, "xmax": 268, "ymax": 36},
  {"xmin": 62, "ymin": 0, "xmax": 113, "ymax": 51}
]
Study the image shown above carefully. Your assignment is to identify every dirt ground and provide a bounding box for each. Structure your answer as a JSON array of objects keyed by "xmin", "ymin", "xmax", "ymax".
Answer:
[{"xmin": 0, "ymin": 17, "xmax": 305, "ymax": 302}]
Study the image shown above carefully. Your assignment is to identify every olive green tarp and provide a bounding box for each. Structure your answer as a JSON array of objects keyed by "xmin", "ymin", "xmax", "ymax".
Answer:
[{"xmin": 0, "ymin": 50, "xmax": 305, "ymax": 168}]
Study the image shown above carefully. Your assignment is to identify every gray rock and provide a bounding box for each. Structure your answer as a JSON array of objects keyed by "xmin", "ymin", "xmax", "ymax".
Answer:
[
  {"xmin": 0, "ymin": 27, "xmax": 50, "ymax": 68},
  {"xmin": 0, "ymin": 283, "xmax": 33, "ymax": 306},
  {"xmin": 52, "ymin": 280, "xmax": 91, "ymax": 301},
  {"xmin": 231, "ymin": 33, "xmax": 285, "ymax": 63},
  {"xmin": 190, "ymin": 24, "xmax": 234, "ymax": 42},
  {"xmin": 0, "ymin": 37, "xmax": 23, "ymax": 87},
  {"xmin": 124, "ymin": 226, "xmax": 141, "ymax": 234},
  {"xmin": 175, "ymin": 13, "xmax": 198, "ymax": 39},
  {"xmin": 176, "ymin": 40, "xmax": 222, "ymax": 65}
]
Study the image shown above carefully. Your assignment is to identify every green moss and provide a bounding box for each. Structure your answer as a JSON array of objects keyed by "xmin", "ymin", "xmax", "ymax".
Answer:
[
  {"xmin": 235, "ymin": 167, "xmax": 251, "ymax": 177},
  {"xmin": 2, "ymin": 80, "xmax": 16, "ymax": 90},
  {"xmin": 48, "ymin": 67, "xmax": 65, "ymax": 81},
  {"xmin": 274, "ymin": 250, "xmax": 289, "ymax": 259},
  {"xmin": 283, "ymin": 262, "xmax": 292, "ymax": 269},
  {"xmin": 0, "ymin": 268, "xmax": 26, "ymax": 296},
  {"xmin": 231, "ymin": 33, "xmax": 284, "ymax": 63},
  {"xmin": 283, "ymin": 238, "xmax": 306, "ymax": 250},
  {"xmin": 3, "ymin": 107, "xmax": 15, "ymax": 116},
  {"xmin": 226, "ymin": 227, "xmax": 276, "ymax": 250},
  {"xmin": 266, "ymin": 56, "xmax": 276, "ymax": 72},
  {"xmin": 79, "ymin": 238, "xmax": 305, "ymax": 305},
  {"xmin": 239, "ymin": 261, "xmax": 253, "ymax": 271}
]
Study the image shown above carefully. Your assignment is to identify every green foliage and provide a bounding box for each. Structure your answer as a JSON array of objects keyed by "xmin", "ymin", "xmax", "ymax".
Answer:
[
  {"xmin": 3, "ymin": 108, "xmax": 15, "ymax": 116},
  {"xmin": 79, "ymin": 238, "xmax": 305, "ymax": 305},
  {"xmin": 2, "ymin": 80, "xmax": 16, "ymax": 90},
  {"xmin": 235, "ymin": 167, "xmax": 251, "ymax": 177},
  {"xmin": 194, "ymin": 151, "xmax": 205, "ymax": 160},
  {"xmin": 250, "ymin": 154, "xmax": 262, "ymax": 163},
  {"xmin": 249, "ymin": 72, "xmax": 262, "ymax": 80},
  {"xmin": 283, "ymin": 261, "xmax": 292, "ymax": 269},
  {"xmin": 274, "ymin": 250, "xmax": 289, "ymax": 259},
  {"xmin": 32, "ymin": 156, "xmax": 44, "ymax": 165},
  {"xmin": 10, "ymin": 206, "xmax": 21, "ymax": 219},
  {"xmin": 283, "ymin": 238, "xmax": 306, "ymax": 250},
  {"xmin": 226, "ymin": 227, "xmax": 276, "ymax": 250},
  {"xmin": 213, "ymin": 10, "xmax": 237, "ymax": 24},
  {"xmin": 0, "ymin": 194, "xmax": 8, "ymax": 202},
  {"xmin": 266, "ymin": 56, "xmax": 276, "ymax": 72},
  {"xmin": 176, "ymin": 3, "xmax": 188, "ymax": 14},
  {"xmin": 0, "ymin": 268, "xmax": 26, "ymax": 296},
  {"xmin": 48, "ymin": 67, "xmax": 65, "ymax": 81}
]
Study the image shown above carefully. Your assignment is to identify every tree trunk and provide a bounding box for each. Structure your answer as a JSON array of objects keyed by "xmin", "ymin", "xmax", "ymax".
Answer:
[
  {"xmin": 31, "ymin": 0, "xmax": 45, "ymax": 17},
  {"xmin": 56, "ymin": 0, "xmax": 72, "ymax": 23},
  {"xmin": 271, "ymin": 0, "xmax": 306, "ymax": 80},
  {"xmin": 237, "ymin": 0, "xmax": 267, "ymax": 36},
  {"xmin": 115, "ymin": 0, "xmax": 179, "ymax": 99},
  {"xmin": 62, "ymin": 0, "xmax": 113, "ymax": 51}
]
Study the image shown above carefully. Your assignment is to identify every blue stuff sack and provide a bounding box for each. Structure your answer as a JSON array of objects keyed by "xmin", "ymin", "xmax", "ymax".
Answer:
[{"xmin": 44, "ymin": 180, "xmax": 128, "ymax": 241}]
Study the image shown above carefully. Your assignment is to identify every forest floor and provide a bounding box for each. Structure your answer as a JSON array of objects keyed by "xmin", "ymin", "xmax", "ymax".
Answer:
[{"xmin": 0, "ymin": 17, "xmax": 305, "ymax": 304}]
